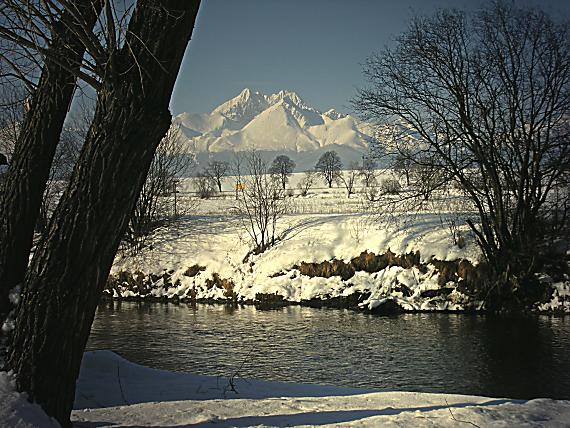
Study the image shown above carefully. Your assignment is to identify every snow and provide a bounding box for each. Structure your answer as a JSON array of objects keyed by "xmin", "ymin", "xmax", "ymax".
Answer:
[
  {"xmin": 0, "ymin": 371, "xmax": 59, "ymax": 427},
  {"xmin": 230, "ymin": 101, "xmax": 319, "ymax": 152},
  {"xmin": 5, "ymin": 350, "xmax": 568, "ymax": 427},
  {"xmin": 107, "ymin": 176, "xmax": 570, "ymax": 312},
  {"xmin": 538, "ymin": 281, "xmax": 570, "ymax": 312},
  {"xmin": 110, "ymin": 181, "xmax": 486, "ymax": 311},
  {"xmin": 172, "ymin": 88, "xmax": 371, "ymax": 168}
]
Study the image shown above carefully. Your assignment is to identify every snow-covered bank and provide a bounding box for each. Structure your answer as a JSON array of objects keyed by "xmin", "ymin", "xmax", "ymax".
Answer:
[{"xmin": 109, "ymin": 212, "xmax": 570, "ymax": 313}]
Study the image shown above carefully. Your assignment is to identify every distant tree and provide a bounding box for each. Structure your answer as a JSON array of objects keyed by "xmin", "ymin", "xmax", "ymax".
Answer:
[
  {"xmin": 393, "ymin": 150, "xmax": 414, "ymax": 186},
  {"xmin": 410, "ymin": 156, "xmax": 447, "ymax": 201},
  {"xmin": 231, "ymin": 152, "xmax": 246, "ymax": 200},
  {"xmin": 315, "ymin": 151, "xmax": 342, "ymax": 188},
  {"xmin": 194, "ymin": 171, "xmax": 217, "ymax": 199},
  {"xmin": 269, "ymin": 154, "xmax": 296, "ymax": 189},
  {"xmin": 35, "ymin": 128, "xmax": 82, "ymax": 234},
  {"xmin": 359, "ymin": 157, "xmax": 377, "ymax": 187},
  {"xmin": 340, "ymin": 162, "xmax": 360, "ymax": 198},
  {"xmin": 206, "ymin": 160, "xmax": 230, "ymax": 192},
  {"xmin": 298, "ymin": 169, "xmax": 317, "ymax": 196}
]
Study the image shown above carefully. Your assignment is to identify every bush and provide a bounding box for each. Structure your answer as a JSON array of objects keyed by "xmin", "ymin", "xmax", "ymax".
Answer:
[
  {"xmin": 380, "ymin": 178, "xmax": 402, "ymax": 194},
  {"xmin": 194, "ymin": 174, "xmax": 217, "ymax": 199}
]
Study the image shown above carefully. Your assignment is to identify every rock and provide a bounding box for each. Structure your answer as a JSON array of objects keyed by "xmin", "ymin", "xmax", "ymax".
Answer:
[
  {"xmin": 420, "ymin": 288, "xmax": 454, "ymax": 298},
  {"xmin": 183, "ymin": 265, "xmax": 206, "ymax": 277},
  {"xmin": 254, "ymin": 293, "xmax": 291, "ymax": 310},
  {"xmin": 367, "ymin": 298, "xmax": 404, "ymax": 315},
  {"xmin": 297, "ymin": 259, "xmax": 355, "ymax": 280}
]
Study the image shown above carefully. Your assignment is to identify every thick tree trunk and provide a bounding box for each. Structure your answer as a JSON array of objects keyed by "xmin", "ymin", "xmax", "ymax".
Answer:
[
  {"xmin": 6, "ymin": 1, "xmax": 200, "ymax": 426},
  {"xmin": 0, "ymin": 1, "xmax": 103, "ymax": 318}
]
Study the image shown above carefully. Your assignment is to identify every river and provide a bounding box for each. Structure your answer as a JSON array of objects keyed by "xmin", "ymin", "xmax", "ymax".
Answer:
[{"xmin": 86, "ymin": 301, "xmax": 570, "ymax": 399}]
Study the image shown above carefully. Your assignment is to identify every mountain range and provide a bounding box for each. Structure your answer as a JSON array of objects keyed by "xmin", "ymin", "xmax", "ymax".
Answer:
[{"xmin": 173, "ymin": 89, "xmax": 373, "ymax": 171}]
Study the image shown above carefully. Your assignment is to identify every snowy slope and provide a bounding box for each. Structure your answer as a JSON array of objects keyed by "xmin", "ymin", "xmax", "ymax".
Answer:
[{"xmin": 173, "ymin": 88, "xmax": 372, "ymax": 169}]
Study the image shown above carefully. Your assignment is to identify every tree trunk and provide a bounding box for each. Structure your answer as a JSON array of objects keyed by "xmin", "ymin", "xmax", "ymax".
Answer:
[
  {"xmin": 0, "ymin": 0, "xmax": 103, "ymax": 318},
  {"xmin": 6, "ymin": 1, "xmax": 200, "ymax": 426}
]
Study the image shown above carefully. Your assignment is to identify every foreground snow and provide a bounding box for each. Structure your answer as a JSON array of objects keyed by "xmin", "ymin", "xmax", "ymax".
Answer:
[
  {"xmin": 0, "ymin": 371, "xmax": 57, "ymax": 427},
  {"xmin": 3, "ymin": 350, "xmax": 570, "ymax": 427}
]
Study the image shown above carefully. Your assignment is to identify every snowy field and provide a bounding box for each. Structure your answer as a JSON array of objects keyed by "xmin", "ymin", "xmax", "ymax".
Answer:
[
  {"xmin": 2, "ymin": 350, "xmax": 569, "ymax": 427},
  {"xmin": 108, "ymin": 172, "xmax": 570, "ymax": 312}
]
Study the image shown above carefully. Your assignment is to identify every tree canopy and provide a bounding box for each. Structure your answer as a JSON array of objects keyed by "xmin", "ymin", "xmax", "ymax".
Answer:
[
  {"xmin": 315, "ymin": 151, "xmax": 342, "ymax": 188},
  {"xmin": 269, "ymin": 154, "xmax": 296, "ymax": 190}
]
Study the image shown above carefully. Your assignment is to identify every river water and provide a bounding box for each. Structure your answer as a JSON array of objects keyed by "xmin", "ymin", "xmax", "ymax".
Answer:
[{"xmin": 86, "ymin": 301, "xmax": 570, "ymax": 399}]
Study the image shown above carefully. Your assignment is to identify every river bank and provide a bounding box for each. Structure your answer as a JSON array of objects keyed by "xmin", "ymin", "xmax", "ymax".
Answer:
[{"xmin": 108, "ymin": 213, "xmax": 570, "ymax": 314}]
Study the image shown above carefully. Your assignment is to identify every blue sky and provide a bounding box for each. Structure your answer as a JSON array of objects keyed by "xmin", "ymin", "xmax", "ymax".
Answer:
[{"xmin": 170, "ymin": 0, "xmax": 570, "ymax": 115}]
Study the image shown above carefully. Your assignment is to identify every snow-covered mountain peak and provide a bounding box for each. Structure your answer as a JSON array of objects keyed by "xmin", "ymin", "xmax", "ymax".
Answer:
[
  {"xmin": 323, "ymin": 108, "xmax": 346, "ymax": 120},
  {"xmin": 174, "ymin": 89, "xmax": 373, "ymax": 169},
  {"xmin": 267, "ymin": 89, "xmax": 306, "ymax": 108},
  {"xmin": 211, "ymin": 88, "xmax": 268, "ymax": 124}
]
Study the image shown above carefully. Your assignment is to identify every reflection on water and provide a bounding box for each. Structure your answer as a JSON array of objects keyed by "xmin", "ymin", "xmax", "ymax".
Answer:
[{"xmin": 87, "ymin": 301, "xmax": 570, "ymax": 399}]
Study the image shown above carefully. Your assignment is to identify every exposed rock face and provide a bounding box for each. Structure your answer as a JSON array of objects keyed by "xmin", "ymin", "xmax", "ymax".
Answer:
[
  {"xmin": 294, "ymin": 250, "xmax": 480, "ymax": 287},
  {"xmin": 296, "ymin": 259, "xmax": 355, "ymax": 281}
]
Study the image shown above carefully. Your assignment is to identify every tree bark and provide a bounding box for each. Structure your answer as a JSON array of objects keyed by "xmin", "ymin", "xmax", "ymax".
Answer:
[
  {"xmin": 0, "ymin": 0, "xmax": 103, "ymax": 318},
  {"xmin": 6, "ymin": 1, "xmax": 200, "ymax": 426}
]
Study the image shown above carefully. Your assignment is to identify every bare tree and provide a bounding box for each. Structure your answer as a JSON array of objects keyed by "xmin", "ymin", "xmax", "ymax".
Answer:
[
  {"xmin": 0, "ymin": 0, "xmax": 104, "ymax": 317},
  {"xmin": 194, "ymin": 171, "xmax": 217, "ymax": 199},
  {"xmin": 393, "ymin": 150, "xmax": 414, "ymax": 187},
  {"xmin": 206, "ymin": 159, "xmax": 230, "ymax": 192},
  {"xmin": 6, "ymin": 2, "xmax": 201, "ymax": 426},
  {"xmin": 234, "ymin": 151, "xmax": 286, "ymax": 253},
  {"xmin": 315, "ymin": 150, "xmax": 342, "ymax": 188},
  {"xmin": 268, "ymin": 154, "xmax": 296, "ymax": 190},
  {"xmin": 298, "ymin": 169, "xmax": 317, "ymax": 196},
  {"xmin": 231, "ymin": 151, "xmax": 246, "ymax": 200},
  {"xmin": 353, "ymin": 1, "xmax": 570, "ymax": 307},
  {"xmin": 340, "ymin": 162, "xmax": 360, "ymax": 198},
  {"xmin": 124, "ymin": 126, "xmax": 194, "ymax": 253},
  {"xmin": 409, "ymin": 155, "xmax": 448, "ymax": 202},
  {"xmin": 359, "ymin": 156, "xmax": 377, "ymax": 188}
]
